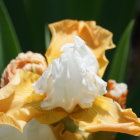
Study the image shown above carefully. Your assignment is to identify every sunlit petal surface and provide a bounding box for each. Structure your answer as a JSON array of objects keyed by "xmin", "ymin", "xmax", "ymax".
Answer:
[
  {"xmin": 0, "ymin": 70, "xmax": 44, "ymax": 131},
  {"xmin": 70, "ymin": 96, "xmax": 140, "ymax": 136}
]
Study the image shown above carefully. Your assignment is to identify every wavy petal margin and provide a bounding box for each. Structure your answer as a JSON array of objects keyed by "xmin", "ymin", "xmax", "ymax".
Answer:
[
  {"xmin": 46, "ymin": 20, "xmax": 115, "ymax": 77},
  {"xmin": 0, "ymin": 70, "xmax": 44, "ymax": 131},
  {"xmin": 70, "ymin": 96, "xmax": 140, "ymax": 136},
  {"xmin": 0, "ymin": 70, "xmax": 68, "ymax": 131}
]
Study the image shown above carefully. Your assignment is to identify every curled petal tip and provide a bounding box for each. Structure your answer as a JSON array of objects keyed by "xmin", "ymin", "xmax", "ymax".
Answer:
[{"xmin": 70, "ymin": 96, "xmax": 140, "ymax": 136}]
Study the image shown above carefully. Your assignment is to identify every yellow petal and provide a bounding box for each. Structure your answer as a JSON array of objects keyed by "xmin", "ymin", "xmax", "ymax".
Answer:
[
  {"xmin": 52, "ymin": 123, "xmax": 84, "ymax": 140},
  {"xmin": 0, "ymin": 70, "xmax": 44, "ymax": 131},
  {"xmin": 46, "ymin": 20, "xmax": 115, "ymax": 77},
  {"xmin": 36, "ymin": 108, "xmax": 68, "ymax": 125},
  {"xmin": 1, "ymin": 70, "xmax": 67, "ymax": 127},
  {"xmin": 70, "ymin": 96, "xmax": 140, "ymax": 136},
  {"xmin": 26, "ymin": 94, "xmax": 67, "ymax": 124}
]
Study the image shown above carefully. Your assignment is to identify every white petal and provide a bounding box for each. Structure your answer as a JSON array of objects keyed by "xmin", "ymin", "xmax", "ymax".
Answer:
[
  {"xmin": 109, "ymin": 80, "xmax": 128, "ymax": 97},
  {"xmin": 24, "ymin": 119, "xmax": 56, "ymax": 140},
  {"xmin": 0, "ymin": 119, "xmax": 56, "ymax": 140},
  {"xmin": 33, "ymin": 36, "xmax": 107, "ymax": 112}
]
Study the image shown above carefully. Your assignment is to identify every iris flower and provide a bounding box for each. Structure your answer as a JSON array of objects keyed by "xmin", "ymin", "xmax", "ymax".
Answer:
[{"xmin": 0, "ymin": 20, "xmax": 140, "ymax": 140}]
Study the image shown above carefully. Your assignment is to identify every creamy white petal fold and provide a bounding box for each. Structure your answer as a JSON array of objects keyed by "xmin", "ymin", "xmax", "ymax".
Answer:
[
  {"xmin": 0, "ymin": 119, "xmax": 56, "ymax": 140},
  {"xmin": 33, "ymin": 36, "xmax": 107, "ymax": 112}
]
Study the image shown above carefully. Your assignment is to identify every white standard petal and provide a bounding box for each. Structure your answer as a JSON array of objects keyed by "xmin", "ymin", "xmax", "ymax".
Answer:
[{"xmin": 33, "ymin": 36, "xmax": 107, "ymax": 112}]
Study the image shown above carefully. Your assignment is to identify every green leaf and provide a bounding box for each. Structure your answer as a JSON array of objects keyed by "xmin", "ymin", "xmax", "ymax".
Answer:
[
  {"xmin": 45, "ymin": 25, "xmax": 51, "ymax": 50},
  {"xmin": 108, "ymin": 20, "xmax": 134, "ymax": 82},
  {"xmin": 4, "ymin": 0, "xmax": 138, "ymax": 54},
  {"xmin": 0, "ymin": 31, "xmax": 4, "ymax": 75},
  {"xmin": 0, "ymin": 0, "xmax": 21, "ymax": 75},
  {"xmin": 8, "ymin": 0, "xmax": 45, "ymax": 53}
]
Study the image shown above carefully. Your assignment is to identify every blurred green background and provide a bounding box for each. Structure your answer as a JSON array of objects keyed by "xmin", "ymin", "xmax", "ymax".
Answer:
[{"xmin": 0, "ymin": 0, "xmax": 140, "ymax": 139}]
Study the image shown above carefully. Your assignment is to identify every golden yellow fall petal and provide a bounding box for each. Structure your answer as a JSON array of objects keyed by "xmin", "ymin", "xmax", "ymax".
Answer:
[
  {"xmin": 0, "ymin": 70, "xmax": 45, "ymax": 131},
  {"xmin": 36, "ymin": 108, "xmax": 68, "ymax": 125},
  {"xmin": 46, "ymin": 20, "xmax": 115, "ymax": 77},
  {"xmin": 70, "ymin": 96, "xmax": 140, "ymax": 136},
  {"xmin": 0, "ymin": 112, "xmax": 21, "ymax": 130},
  {"xmin": 52, "ymin": 123, "xmax": 84, "ymax": 140}
]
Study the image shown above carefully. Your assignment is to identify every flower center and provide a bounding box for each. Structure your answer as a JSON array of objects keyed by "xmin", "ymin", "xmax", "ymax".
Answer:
[{"xmin": 33, "ymin": 36, "xmax": 107, "ymax": 112}]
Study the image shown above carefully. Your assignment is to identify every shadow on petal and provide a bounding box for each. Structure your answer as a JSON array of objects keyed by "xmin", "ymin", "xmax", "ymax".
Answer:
[
  {"xmin": 36, "ymin": 108, "xmax": 68, "ymax": 124},
  {"xmin": 52, "ymin": 123, "xmax": 84, "ymax": 140}
]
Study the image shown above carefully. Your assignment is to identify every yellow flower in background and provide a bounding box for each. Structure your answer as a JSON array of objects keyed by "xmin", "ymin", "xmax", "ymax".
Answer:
[{"xmin": 0, "ymin": 20, "xmax": 140, "ymax": 140}]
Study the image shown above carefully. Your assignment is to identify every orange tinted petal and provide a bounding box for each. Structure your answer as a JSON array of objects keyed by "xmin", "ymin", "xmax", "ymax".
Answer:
[
  {"xmin": 106, "ymin": 80, "xmax": 128, "ymax": 108},
  {"xmin": 70, "ymin": 96, "xmax": 140, "ymax": 136},
  {"xmin": 46, "ymin": 20, "xmax": 115, "ymax": 77},
  {"xmin": 1, "ymin": 51, "xmax": 47, "ymax": 87}
]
